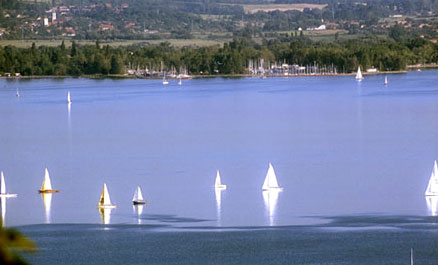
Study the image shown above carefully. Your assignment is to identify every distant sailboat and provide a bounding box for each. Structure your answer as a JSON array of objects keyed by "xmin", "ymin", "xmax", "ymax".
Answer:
[
  {"xmin": 178, "ymin": 78, "xmax": 182, "ymax": 86},
  {"xmin": 98, "ymin": 183, "xmax": 116, "ymax": 208},
  {"xmin": 38, "ymin": 168, "xmax": 59, "ymax": 193},
  {"xmin": 425, "ymin": 160, "xmax": 438, "ymax": 196},
  {"xmin": 262, "ymin": 163, "xmax": 283, "ymax": 191},
  {"xmin": 355, "ymin": 66, "xmax": 363, "ymax": 81},
  {"xmin": 215, "ymin": 170, "xmax": 227, "ymax": 190},
  {"xmin": 162, "ymin": 76, "xmax": 169, "ymax": 85},
  {"xmin": 132, "ymin": 186, "xmax": 146, "ymax": 205},
  {"xmin": 384, "ymin": 75, "xmax": 388, "ymax": 85},
  {"xmin": 16, "ymin": 89, "xmax": 20, "ymax": 98},
  {"xmin": 0, "ymin": 172, "xmax": 17, "ymax": 197},
  {"xmin": 67, "ymin": 90, "xmax": 72, "ymax": 104}
]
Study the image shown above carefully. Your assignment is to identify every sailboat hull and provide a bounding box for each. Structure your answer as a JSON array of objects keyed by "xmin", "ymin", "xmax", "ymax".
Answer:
[
  {"xmin": 0, "ymin": 194, "xmax": 17, "ymax": 198},
  {"xmin": 262, "ymin": 187, "xmax": 284, "ymax": 191},
  {"xmin": 133, "ymin": 200, "xmax": 146, "ymax": 205},
  {"xmin": 215, "ymin": 185, "xmax": 227, "ymax": 190},
  {"xmin": 38, "ymin": 190, "xmax": 59, "ymax": 193},
  {"xmin": 98, "ymin": 204, "xmax": 117, "ymax": 209}
]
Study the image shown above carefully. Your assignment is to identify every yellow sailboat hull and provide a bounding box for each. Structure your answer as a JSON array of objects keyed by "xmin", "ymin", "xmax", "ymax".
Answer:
[{"xmin": 38, "ymin": 190, "xmax": 59, "ymax": 193}]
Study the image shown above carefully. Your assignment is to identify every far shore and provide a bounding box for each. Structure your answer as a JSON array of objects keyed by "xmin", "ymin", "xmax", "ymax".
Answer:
[{"xmin": 1, "ymin": 68, "xmax": 435, "ymax": 80}]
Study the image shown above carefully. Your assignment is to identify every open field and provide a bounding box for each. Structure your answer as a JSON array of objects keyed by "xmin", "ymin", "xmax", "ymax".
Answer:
[
  {"xmin": 0, "ymin": 38, "xmax": 227, "ymax": 48},
  {"xmin": 241, "ymin": 4, "xmax": 327, "ymax": 14}
]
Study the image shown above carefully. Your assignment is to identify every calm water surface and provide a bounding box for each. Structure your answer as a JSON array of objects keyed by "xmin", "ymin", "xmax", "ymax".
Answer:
[{"xmin": 1, "ymin": 71, "xmax": 438, "ymax": 264}]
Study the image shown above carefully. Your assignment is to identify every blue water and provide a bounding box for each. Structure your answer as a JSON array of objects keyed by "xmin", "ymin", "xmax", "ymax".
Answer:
[{"xmin": 1, "ymin": 71, "xmax": 438, "ymax": 264}]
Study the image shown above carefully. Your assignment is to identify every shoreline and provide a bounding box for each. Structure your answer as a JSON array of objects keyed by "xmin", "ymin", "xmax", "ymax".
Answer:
[{"xmin": 0, "ymin": 69, "xmax": 432, "ymax": 80}]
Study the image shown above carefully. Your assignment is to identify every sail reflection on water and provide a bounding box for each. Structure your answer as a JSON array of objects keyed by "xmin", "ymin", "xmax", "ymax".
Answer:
[
  {"xmin": 1, "ymin": 197, "xmax": 5, "ymax": 226},
  {"xmin": 42, "ymin": 193, "xmax": 52, "ymax": 224},
  {"xmin": 263, "ymin": 190, "xmax": 280, "ymax": 226},
  {"xmin": 215, "ymin": 188, "xmax": 223, "ymax": 224},
  {"xmin": 99, "ymin": 207, "xmax": 112, "ymax": 225},
  {"xmin": 426, "ymin": 196, "xmax": 438, "ymax": 216},
  {"xmin": 133, "ymin": 205, "xmax": 144, "ymax": 224}
]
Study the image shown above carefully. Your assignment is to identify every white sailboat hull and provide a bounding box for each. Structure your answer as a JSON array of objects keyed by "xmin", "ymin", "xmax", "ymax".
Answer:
[
  {"xmin": 0, "ymin": 194, "xmax": 17, "ymax": 198},
  {"xmin": 98, "ymin": 204, "xmax": 117, "ymax": 209}
]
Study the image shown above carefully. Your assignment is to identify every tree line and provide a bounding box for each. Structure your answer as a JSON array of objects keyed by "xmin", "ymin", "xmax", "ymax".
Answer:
[{"xmin": 0, "ymin": 38, "xmax": 437, "ymax": 76}]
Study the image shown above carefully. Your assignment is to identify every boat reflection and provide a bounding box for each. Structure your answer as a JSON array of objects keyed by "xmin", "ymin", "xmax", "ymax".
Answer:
[
  {"xmin": 262, "ymin": 190, "xmax": 280, "ymax": 226},
  {"xmin": 0, "ymin": 197, "xmax": 5, "ymax": 226},
  {"xmin": 133, "ymin": 205, "xmax": 144, "ymax": 224},
  {"xmin": 426, "ymin": 196, "xmax": 438, "ymax": 216},
  {"xmin": 99, "ymin": 207, "xmax": 112, "ymax": 225},
  {"xmin": 42, "ymin": 193, "xmax": 52, "ymax": 224},
  {"xmin": 215, "ymin": 188, "xmax": 224, "ymax": 224}
]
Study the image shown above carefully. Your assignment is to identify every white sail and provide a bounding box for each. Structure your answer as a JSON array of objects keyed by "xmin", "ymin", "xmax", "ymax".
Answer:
[
  {"xmin": 355, "ymin": 66, "xmax": 363, "ymax": 81},
  {"xmin": 425, "ymin": 160, "xmax": 438, "ymax": 196},
  {"xmin": 99, "ymin": 183, "xmax": 116, "ymax": 208},
  {"xmin": 132, "ymin": 186, "xmax": 144, "ymax": 202},
  {"xmin": 16, "ymin": 89, "xmax": 19, "ymax": 98},
  {"xmin": 384, "ymin": 75, "xmax": 388, "ymax": 85},
  {"xmin": 215, "ymin": 170, "xmax": 226, "ymax": 189},
  {"xmin": 178, "ymin": 78, "xmax": 182, "ymax": 85},
  {"xmin": 262, "ymin": 163, "xmax": 282, "ymax": 190},
  {"xmin": 162, "ymin": 77, "xmax": 169, "ymax": 85},
  {"xmin": 42, "ymin": 168, "xmax": 53, "ymax": 191},
  {"xmin": 0, "ymin": 172, "xmax": 5, "ymax": 194},
  {"xmin": 67, "ymin": 91, "xmax": 72, "ymax": 104}
]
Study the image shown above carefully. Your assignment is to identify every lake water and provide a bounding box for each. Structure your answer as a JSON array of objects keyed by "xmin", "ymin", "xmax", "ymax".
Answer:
[{"xmin": 1, "ymin": 71, "xmax": 438, "ymax": 264}]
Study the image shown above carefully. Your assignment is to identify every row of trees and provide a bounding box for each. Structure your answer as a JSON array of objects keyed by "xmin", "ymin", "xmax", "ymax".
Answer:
[{"xmin": 0, "ymin": 38, "xmax": 437, "ymax": 76}]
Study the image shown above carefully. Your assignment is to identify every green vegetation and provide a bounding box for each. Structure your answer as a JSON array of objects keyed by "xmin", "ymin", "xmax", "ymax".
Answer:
[
  {"xmin": 1, "ymin": 37, "xmax": 436, "ymax": 76},
  {"xmin": 0, "ymin": 223, "xmax": 36, "ymax": 265}
]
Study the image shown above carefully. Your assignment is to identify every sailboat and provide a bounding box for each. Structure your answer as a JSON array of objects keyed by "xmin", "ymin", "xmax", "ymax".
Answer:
[
  {"xmin": 16, "ymin": 89, "xmax": 20, "ymax": 98},
  {"xmin": 178, "ymin": 78, "xmax": 182, "ymax": 86},
  {"xmin": 98, "ymin": 183, "xmax": 116, "ymax": 208},
  {"xmin": 162, "ymin": 76, "xmax": 169, "ymax": 85},
  {"xmin": 355, "ymin": 66, "xmax": 363, "ymax": 81},
  {"xmin": 262, "ymin": 163, "xmax": 283, "ymax": 191},
  {"xmin": 0, "ymin": 172, "xmax": 17, "ymax": 197},
  {"xmin": 215, "ymin": 170, "xmax": 227, "ymax": 190},
  {"xmin": 67, "ymin": 90, "xmax": 72, "ymax": 104},
  {"xmin": 132, "ymin": 186, "xmax": 146, "ymax": 205},
  {"xmin": 38, "ymin": 168, "xmax": 59, "ymax": 193},
  {"xmin": 425, "ymin": 160, "xmax": 438, "ymax": 196},
  {"xmin": 384, "ymin": 75, "xmax": 388, "ymax": 85}
]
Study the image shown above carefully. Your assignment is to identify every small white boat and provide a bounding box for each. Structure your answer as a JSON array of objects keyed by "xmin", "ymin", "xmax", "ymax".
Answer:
[
  {"xmin": 425, "ymin": 160, "xmax": 438, "ymax": 196},
  {"xmin": 162, "ymin": 77, "xmax": 169, "ymax": 85},
  {"xmin": 178, "ymin": 78, "xmax": 182, "ymax": 86},
  {"xmin": 16, "ymin": 89, "xmax": 20, "ymax": 98},
  {"xmin": 384, "ymin": 75, "xmax": 388, "ymax": 85},
  {"xmin": 98, "ymin": 183, "xmax": 116, "ymax": 208},
  {"xmin": 215, "ymin": 170, "xmax": 227, "ymax": 190},
  {"xmin": 132, "ymin": 186, "xmax": 146, "ymax": 205},
  {"xmin": 262, "ymin": 163, "xmax": 283, "ymax": 191},
  {"xmin": 355, "ymin": 66, "xmax": 363, "ymax": 81},
  {"xmin": 38, "ymin": 168, "xmax": 59, "ymax": 193},
  {"xmin": 0, "ymin": 172, "xmax": 17, "ymax": 197},
  {"xmin": 67, "ymin": 90, "xmax": 72, "ymax": 104}
]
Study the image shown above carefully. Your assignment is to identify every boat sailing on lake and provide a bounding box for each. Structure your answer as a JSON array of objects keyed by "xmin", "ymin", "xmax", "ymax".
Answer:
[
  {"xmin": 384, "ymin": 75, "xmax": 388, "ymax": 85},
  {"xmin": 98, "ymin": 183, "xmax": 116, "ymax": 208},
  {"xmin": 262, "ymin": 163, "xmax": 283, "ymax": 191},
  {"xmin": 67, "ymin": 90, "xmax": 72, "ymax": 104},
  {"xmin": 132, "ymin": 186, "xmax": 146, "ymax": 205},
  {"xmin": 0, "ymin": 171, "xmax": 17, "ymax": 197},
  {"xmin": 215, "ymin": 170, "xmax": 227, "ymax": 190},
  {"xmin": 425, "ymin": 160, "xmax": 438, "ymax": 196},
  {"xmin": 39, "ymin": 168, "xmax": 59, "ymax": 193},
  {"xmin": 355, "ymin": 66, "xmax": 363, "ymax": 81}
]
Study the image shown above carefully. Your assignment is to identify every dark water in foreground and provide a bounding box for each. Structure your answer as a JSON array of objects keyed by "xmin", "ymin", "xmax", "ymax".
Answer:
[{"xmin": 22, "ymin": 215, "xmax": 438, "ymax": 264}]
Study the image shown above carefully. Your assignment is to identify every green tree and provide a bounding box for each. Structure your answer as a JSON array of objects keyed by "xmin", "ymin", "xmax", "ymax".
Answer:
[{"xmin": 0, "ymin": 223, "xmax": 37, "ymax": 265}]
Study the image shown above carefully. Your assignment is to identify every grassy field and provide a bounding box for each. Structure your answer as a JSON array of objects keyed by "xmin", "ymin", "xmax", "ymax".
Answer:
[
  {"xmin": 0, "ymin": 39, "xmax": 227, "ymax": 48},
  {"xmin": 240, "ymin": 4, "xmax": 327, "ymax": 14}
]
